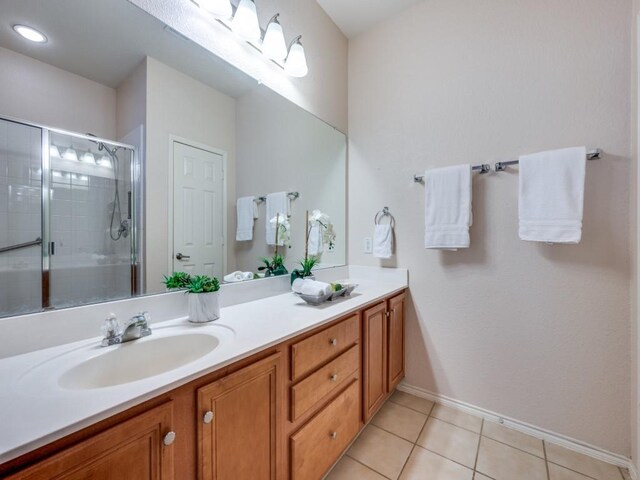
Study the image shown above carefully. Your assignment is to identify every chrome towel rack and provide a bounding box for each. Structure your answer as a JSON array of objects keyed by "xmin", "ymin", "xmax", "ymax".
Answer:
[
  {"xmin": 255, "ymin": 192, "xmax": 300, "ymax": 203},
  {"xmin": 0, "ymin": 237, "xmax": 42, "ymax": 254},
  {"xmin": 413, "ymin": 164, "xmax": 490, "ymax": 182},
  {"xmin": 374, "ymin": 206, "xmax": 396, "ymax": 227},
  {"xmin": 494, "ymin": 148, "xmax": 602, "ymax": 172}
]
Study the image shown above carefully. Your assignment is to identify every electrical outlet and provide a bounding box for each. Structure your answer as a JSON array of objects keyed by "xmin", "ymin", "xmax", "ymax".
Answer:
[{"xmin": 363, "ymin": 237, "xmax": 373, "ymax": 254}]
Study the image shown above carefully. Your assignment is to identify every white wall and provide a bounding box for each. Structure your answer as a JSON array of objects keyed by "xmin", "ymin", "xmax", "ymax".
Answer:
[
  {"xmin": 632, "ymin": 1, "xmax": 639, "ymax": 472},
  {"xmin": 0, "ymin": 46, "xmax": 116, "ymax": 138},
  {"xmin": 145, "ymin": 57, "xmax": 236, "ymax": 293},
  {"xmin": 234, "ymin": 86, "xmax": 347, "ymax": 273},
  {"xmin": 127, "ymin": 0, "xmax": 348, "ymax": 133},
  {"xmin": 349, "ymin": 0, "xmax": 632, "ymax": 457}
]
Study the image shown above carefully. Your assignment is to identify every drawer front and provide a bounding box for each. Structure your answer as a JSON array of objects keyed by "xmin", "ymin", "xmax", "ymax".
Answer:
[
  {"xmin": 291, "ymin": 314, "xmax": 359, "ymax": 381},
  {"xmin": 290, "ymin": 380, "xmax": 360, "ymax": 480},
  {"xmin": 291, "ymin": 344, "xmax": 360, "ymax": 421}
]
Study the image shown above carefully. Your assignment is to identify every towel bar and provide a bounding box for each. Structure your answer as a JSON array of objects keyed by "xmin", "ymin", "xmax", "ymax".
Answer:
[
  {"xmin": 494, "ymin": 148, "xmax": 601, "ymax": 172},
  {"xmin": 255, "ymin": 192, "xmax": 299, "ymax": 203},
  {"xmin": 413, "ymin": 164, "xmax": 490, "ymax": 183}
]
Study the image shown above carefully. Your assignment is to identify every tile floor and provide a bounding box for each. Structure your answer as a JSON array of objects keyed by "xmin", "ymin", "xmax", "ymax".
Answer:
[{"xmin": 326, "ymin": 391, "xmax": 630, "ymax": 480}]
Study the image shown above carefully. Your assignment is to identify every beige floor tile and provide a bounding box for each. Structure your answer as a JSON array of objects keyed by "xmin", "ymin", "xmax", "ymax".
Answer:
[
  {"xmin": 620, "ymin": 468, "xmax": 632, "ymax": 480},
  {"xmin": 474, "ymin": 474, "xmax": 494, "ymax": 480},
  {"xmin": 390, "ymin": 390, "xmax": 435, "ymax": 415},
  {"xmin": 476, "ymin": 437, "xmax": 547, "ymax": 480},
  {"xmin": 481, "ymin": 421, "xmax": 544, "ymax": 458},
  {"xmin": 545, "ymin": 442, "xmax": 623, "ymax": 480},
  {"xmin": 548, "ymin": 462, "xmax": 603, "ymax": 480},
  {"xmin": 399, "ymin": 446, "xmax": 473, "ymax": 480},
  {"xmin": 347, "ymin": 425, "xmax": 413, "ymax": 480},
  {"xmin": 431, "ymin": 404, "xmax": 483, "ymax": 433},
  {"xmin": 325, "ymin": 455, "xmax": 387, "ymax": 480},
  {"xmin": 416, "ymin": 417, "xmax": 480, "ymax": 468},
  {"xmin": 371, "ymin": 401, "xmax": 428, "ymax": 442}
]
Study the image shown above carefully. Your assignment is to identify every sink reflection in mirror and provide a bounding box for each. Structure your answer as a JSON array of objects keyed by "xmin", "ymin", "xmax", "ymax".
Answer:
[{"xmin": 0, "ymin": 0, "xmax": 346, "ymax": 319}]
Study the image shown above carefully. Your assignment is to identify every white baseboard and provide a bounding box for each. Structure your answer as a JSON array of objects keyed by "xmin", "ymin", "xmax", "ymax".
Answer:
[{"xmin": 398, "ymin": 383, "xmax": 633, "ymax": 473}]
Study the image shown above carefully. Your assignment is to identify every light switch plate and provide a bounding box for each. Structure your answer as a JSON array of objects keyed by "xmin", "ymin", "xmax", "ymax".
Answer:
[{"xmin": 363, "ymin": 237, "xmax": 373, "ymax": 254}]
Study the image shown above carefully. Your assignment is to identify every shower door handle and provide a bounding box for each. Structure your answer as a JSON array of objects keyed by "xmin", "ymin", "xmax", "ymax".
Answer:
[{"xmin": 175, "ymin": 253, "xmax": 190, "ymax": 261}]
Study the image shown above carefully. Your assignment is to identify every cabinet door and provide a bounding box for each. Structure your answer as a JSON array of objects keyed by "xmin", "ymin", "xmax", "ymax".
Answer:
[
  {"xmin": 362, "ymin": 302, "xmax": 387, "ymax": 421},
  {"xmin": 387, "ymin": 293, "xmax": 405, "ymax": 392},
  {"xmin": 10, "ymin": 402, "xmax": 175, "ymax": 480},
  {"xmin": 198, "ymin": 353, "xmax": 281, "ymax": 480}
]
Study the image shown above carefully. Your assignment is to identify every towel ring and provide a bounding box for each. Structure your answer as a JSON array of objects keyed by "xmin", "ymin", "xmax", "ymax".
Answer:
[{"xmin": 374, "ymin": 207, "xmax": 396, "ymax": 227}]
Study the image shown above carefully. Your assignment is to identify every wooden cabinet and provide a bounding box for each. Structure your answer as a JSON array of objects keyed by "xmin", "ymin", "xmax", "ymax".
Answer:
[
  {"xmin": 8, "ymin": 402, "xmax": 175, "ymax": 480},
  {"xmin": 197, "ymin": 353, "xmax": 281, "ymax": 480},
  {"xmin": 363, "ymin": 292, "xmax": 406, "ymax": 421}
]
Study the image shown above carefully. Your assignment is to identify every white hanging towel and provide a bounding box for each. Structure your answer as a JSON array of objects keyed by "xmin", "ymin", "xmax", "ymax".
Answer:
[
  {"xmin": 519, "ymin": 146, "xmax": 586, "ymax": 244},
  {"xmin": 236, "ymin": 196, "xmax": 258, "ymax": 241},
  {"xmin": 307, "ymin": 223, "xmax": 323, "ymax": 256},
  {"xmin": 266, "ymin": 192, "xmax": 290, "ymax": 245},
  {"xmin": 424, "ymin": 164, "xmax": 472, "ymax": 249},
  {"xmin": 373, "ymin": 224, "xmax": 393, "ymax": 258}
]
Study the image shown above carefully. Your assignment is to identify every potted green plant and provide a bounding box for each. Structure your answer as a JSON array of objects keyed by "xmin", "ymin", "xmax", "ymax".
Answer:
[
  {"xmin": 258, "ymin": 254, "xmax": 288, "ymax": 277},
  {"xmin": 163, "ymin": 272, "xmax": 221, "ymax": 323},
  {"xmin": 290, "ymin": 256, "xmax": 318, "ymax": 284}
]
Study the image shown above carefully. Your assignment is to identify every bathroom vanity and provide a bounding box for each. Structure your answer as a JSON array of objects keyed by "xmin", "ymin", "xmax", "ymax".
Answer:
[{"xmin": 0, "ymin": 277, "xmax": 406, "ymax": 479}]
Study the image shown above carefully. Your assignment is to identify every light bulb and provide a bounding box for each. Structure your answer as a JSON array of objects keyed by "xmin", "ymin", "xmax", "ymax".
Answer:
[
  {"xmin": 81, "ymin": 152, "xmax": 95, "ymax": 164},
  {"xmin": 49, "ymin": 145, "xmax": 60, "ymax": 159},
  {"xmin": 13, "ymin": 25, "xmax": 47, "ymax": 43},
  {"xmin": 262, "ymin": 14, "xmax": 287, "ymax": 62},
  {"xmin": 232, "ymin": 0, "xmax": 261, "ymax": 42},
  {"xmin": 98, "ymin": 155, "xmax": 112, "ymax": 168},
  {"xmin": 62, "ymin": 148, "xmax": 78, "ymax": 162},
  {"xmin": 285, "ymin": 36, "xmax": 308, "ymax": 77},
  {"xmin": 195, "ymin": 0, "xmax": 232, "ymax": 18}
]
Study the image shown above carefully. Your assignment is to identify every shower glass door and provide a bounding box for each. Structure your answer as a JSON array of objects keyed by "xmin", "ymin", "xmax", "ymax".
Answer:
[
  {"xmin": 0, "ymin": 118, "xmax": 43, "ymax": 317},
  {"xmin": 48, "ymin": 132, "xmax": 135, "ymax": 309}
]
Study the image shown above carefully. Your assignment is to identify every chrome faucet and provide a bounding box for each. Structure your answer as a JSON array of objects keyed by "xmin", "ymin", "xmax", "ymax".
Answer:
[{"xmin": 101, "ymin": 312, "xmax": 152, "ymax": 347}]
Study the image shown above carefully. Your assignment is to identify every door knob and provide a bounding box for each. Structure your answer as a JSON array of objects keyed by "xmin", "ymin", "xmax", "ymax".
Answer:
[{"xmin": 175, "ymin": 253, "xmax": 190, "ymax": 260}]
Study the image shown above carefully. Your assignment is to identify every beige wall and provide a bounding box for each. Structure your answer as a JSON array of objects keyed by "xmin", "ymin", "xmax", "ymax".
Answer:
[
  {"xmin": 116, "ymin": 60, "xmax": 147, "ymax": 141},
  {"xmin": 127, "ymin": 0, "xmax": 348, "ymax": 133},
  {"xmin": 632, "ymin": 0, "xmax": 639, "ymax": 471},
  {"xmin": 145, "ymin": 57, "xmax": 236, "ymax": 293},
  {"xmin": 234, "ymin": 87, "xmax": 347, "ymax": 273},
  {"xmin": 0, "ymin": 46, "xmax": 116, "ymax": 138},
  {"xmin": 349, "ymin": 0, "xmax": 632, "ymax": 456}
]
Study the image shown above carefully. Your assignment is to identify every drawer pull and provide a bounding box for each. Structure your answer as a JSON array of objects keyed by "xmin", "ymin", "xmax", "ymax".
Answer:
[
  {"xmin": 163, "ymin": 431, "xmax": 176, "ymax": 446},
  {"xmin": 330, "ymin": 431, "xmax": 337, "ymax": 440},
  {"xmin": 203, "ymin": 410, "xmax": 214, "ymax": 424},
  {"xmin": 329, "ymin": 338, "xmax": 338, "ymax": 347},
  {"xmin": 330, "ymin": 373, "xmax": 338, "ymax": 382}
]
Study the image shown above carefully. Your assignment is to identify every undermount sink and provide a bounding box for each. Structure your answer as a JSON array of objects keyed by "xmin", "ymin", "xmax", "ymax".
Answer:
[{"xmin": 58, "ymin": 333, "xmax": 220, "ymax": 390}]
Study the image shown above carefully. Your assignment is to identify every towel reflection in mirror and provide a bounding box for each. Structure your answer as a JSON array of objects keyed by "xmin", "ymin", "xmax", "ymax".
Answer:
[
  {"xmin": 307, "ymin": 210, "xmax": 335, "ymax": 257},
  {"xmin": 269, "ymin": 213, "xmax": 291, "ymax": 247}
]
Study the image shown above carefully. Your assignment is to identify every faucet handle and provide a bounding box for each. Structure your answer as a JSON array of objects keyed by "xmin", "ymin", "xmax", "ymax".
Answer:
[{"xmin": 101, "ymin": 314, "xmax": 121, "ymax": 338}]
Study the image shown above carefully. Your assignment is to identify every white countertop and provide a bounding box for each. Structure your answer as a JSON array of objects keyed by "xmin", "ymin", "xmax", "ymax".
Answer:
[{"xmin": 0, "ymin": 275, "xmax": 406, "ymax": 464}]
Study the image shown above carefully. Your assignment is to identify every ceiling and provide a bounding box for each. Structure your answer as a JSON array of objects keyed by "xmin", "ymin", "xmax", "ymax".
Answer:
[
  {"xmin": 0, "ymin": 0, "xmax": 257, "ymax": 98},
  {"xmin": 315, "ymin": 0, "xmax": 422, "ymax": 38}
]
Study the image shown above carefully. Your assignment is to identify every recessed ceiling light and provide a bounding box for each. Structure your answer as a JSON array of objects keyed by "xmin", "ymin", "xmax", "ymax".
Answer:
[{"xmin": 12, "ymin": 24, "xmax": 47, "ymax": 43}]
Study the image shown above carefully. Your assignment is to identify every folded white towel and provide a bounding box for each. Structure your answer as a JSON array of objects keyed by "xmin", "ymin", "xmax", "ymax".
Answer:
[
  {"xmin": 224, "ymin": 271, "xmax": 255, "ymax": 283},
  {"xmin": 424, "ymin": 164, "xmax": 472, "ymax": 249},
  {"xmin": 519, "ymin": 146, "xmax": 586, "ymax": 244},
  {"xmin": 236, "ymin": 196, "xmax": 258, "ymax": 241},
  {"xmin": 307, "ymin": 223, "xmax": 323, "ymax": 256},
  {"xmin": 373, "ymin": 224, "xmax": 393, "ymax": 258},
  {"xmin": 266, "ymin": 192, "xmax": 290, "ymax": 245},
  {"xmin": 292, "ymin": 278, "xmax": 331, "ymax": 296}
]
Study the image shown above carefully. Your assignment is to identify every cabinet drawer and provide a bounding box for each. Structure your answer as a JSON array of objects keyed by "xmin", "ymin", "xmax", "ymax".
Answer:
[
  {"xmin": 291, "ymin": 314, "xmax": 359, "ymax": 381},
  {"xmin": 290, "ymin": 380, "xmax": 360, "ymax": 480},
  {"xmin": 291, "ymin": 344, "xmax": 359, "ymax": 421}
]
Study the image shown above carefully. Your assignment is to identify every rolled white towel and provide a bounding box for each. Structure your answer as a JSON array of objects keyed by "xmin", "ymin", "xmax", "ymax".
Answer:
[
  {"xmin": 224, "ymin": 271, "xmax": 253, "ymax": 283},
  {"xmin": 292, "ymin": 278, "xmax": 331, "ymax": 296}
]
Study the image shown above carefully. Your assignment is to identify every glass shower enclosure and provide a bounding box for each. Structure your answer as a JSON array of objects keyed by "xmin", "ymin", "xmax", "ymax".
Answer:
[{"xmin": 0, "ymin": 117, "xmax": 139, "ymax": 317}]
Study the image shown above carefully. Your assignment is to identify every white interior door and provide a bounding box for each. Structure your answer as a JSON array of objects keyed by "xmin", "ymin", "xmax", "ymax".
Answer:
[{"xmin": 172, "ymin": 141, "xmax": 224, "ymax": 278}]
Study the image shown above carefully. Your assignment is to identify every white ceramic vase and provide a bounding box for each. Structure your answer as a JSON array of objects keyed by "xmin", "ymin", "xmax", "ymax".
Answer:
[{"xmin": 188, "ymin": 291, "xmax": 220, "ymax": 323}]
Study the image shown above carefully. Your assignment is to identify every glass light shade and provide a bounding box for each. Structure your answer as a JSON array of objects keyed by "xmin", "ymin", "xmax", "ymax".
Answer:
[
  {"xmin": 81, "ymin": 152, "xmax": 95, "ymax": 164},
  {"xmin": 285, "ymin": 37, "xmax": 308, "ymax": 77},
  {"xmin": 49, "ymin": 145, "xmax": 60, "ymax": 159},
  {"xmin": 195, "ymin": 0, "xmax": 232, "ymax": 18},
  {"xmin": 231, "ymin": 0, "xmax": 261, "ymax": 42},
  {"xmin": 262, "ymin": 16, "xmax": 287, "ymax": 62},
  {"xmin": 13, "ymin": 25, "xmax": 47, "ymax": 43},
  {"xmin": 62, "ymin": 147, "xmax": 78, "ymax": 162},
  {"xmin": 98, "ymin": 155, "xmax": 112, "ymax": 168}
]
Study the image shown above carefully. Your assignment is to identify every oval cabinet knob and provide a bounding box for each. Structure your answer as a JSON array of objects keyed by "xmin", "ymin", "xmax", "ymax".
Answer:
[
  {"xmin": 330, "ymin": 431, "xmax": 337, "ymax": 440},
  {"xmin": 203, "ymin": 411, "xmax": 214, "ymax": 424},
  {"xmin": 329, "ymin": 338, "xmax": 337, "ymax": 347},
  {"xmin": 163, "ymin": 431, "xmax": 176, "ymax": 446},
  {"xmin": 330, "ymin": 373, "xmax": 338, "ymax": 382}
]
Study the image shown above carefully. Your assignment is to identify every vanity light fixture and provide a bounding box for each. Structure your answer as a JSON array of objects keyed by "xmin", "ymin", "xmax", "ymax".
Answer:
[
  {"xmin": 62, "ymin": 147, "xmax": 78, "ymax": 162},
  {"xmin": 194, "ymin": 0, "xmax": 232, "ymax": 18},
  {"xmin": 284, "ymin": 35, "xmax": 308, "ymax": 78},
  {"xmin": 12, "ymin": 24, "xmax": 47, "ymax": 43},
  {"xmin": 49, "ymin": 145, "xmax": 60, "ymax": 159},
  {"xmin": 81, "ymin": 151, "xmax": 96, "ymax": 164},
  {"xmin": 98, "ymin": 155, "xmax": 112, "ymax": 168},
  {"xmin": 262, "ymin": 14, "xmax": 287, "ymax": 62},
  {"xmin": 232, "ymin": 0, "xmax": 261, "ymax": 42}
]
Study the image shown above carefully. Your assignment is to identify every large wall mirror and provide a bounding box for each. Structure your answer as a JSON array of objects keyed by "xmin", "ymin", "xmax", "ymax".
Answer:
[{"xmin": 0, "ymin": 0, "xmax": 346, "ymax": 318}]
